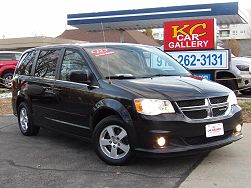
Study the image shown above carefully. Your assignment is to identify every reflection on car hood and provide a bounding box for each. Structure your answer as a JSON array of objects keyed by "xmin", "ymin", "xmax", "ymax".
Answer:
[{"xmin": 112, "ymin": 76, "xmax": 230, "ymax": 101}]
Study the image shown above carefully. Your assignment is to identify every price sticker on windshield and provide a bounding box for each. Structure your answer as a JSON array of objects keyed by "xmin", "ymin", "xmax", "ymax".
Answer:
[
  {"xmin": 168, "ymin": 50, "xmax": 229, "ymax": 70},
  {"xmin": 91, "ymin": 49, "xmax": 115, "ymax": 57}
]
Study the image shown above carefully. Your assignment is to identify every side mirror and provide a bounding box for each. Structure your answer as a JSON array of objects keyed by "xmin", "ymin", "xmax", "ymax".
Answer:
[{"xmin": 69, "ymin": 69, "xmax": 92, "ymax": 84}]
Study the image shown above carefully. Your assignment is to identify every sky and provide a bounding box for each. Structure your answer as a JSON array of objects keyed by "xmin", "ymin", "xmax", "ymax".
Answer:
[{"xmin": 0, "ymin": 0, "xmax": 251, "ymax": 38}]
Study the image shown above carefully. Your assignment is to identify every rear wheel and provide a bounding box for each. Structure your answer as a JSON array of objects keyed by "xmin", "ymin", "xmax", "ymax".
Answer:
[
  {"xmin": 93, "ymin": 115, "xmax": 134, "ymax": 165},
  {"xmin": 2, "ymin": 72, "xmax": 13, "ymax": 89},
  {"xmin": 18, "ymin": 102, "xmax": 40, "ymax": 136}
]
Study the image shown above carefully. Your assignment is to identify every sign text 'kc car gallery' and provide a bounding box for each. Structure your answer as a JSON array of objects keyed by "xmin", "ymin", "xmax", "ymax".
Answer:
[{"xmin": 164, "ymin": 19, "xmax": 216, "ymax": 51}]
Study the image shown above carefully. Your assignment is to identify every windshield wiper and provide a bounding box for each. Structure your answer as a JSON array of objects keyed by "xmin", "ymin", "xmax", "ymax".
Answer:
[
  {"xmin": 150, "ymin": 74, "xmax": 175, "ymax": 77},
  {"xmin": 105, "ymin": 75, "xmax": 136, "ymax": 79}
]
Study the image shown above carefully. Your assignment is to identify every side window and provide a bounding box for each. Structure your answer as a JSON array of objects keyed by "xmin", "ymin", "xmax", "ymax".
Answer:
[
  {"xmin": 0, "ymin": 53, "xmax": 15, "ymax": 60},
  {"xmin": 34, "ymin": 49, "xmax": 60, "ymax": 79},
  {"xmin": 16, "ymin": 51, "xmax": 37, "ymax": 76},
  {"xmin": 60, "ymin": 50, "xmax": 88, "ymax": 81}
]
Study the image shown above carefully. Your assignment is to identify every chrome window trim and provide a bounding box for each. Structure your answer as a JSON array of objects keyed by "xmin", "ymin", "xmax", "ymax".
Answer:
[{"xmin": 55, "ymin": 79, "xmax": 100, "ymax": 89}]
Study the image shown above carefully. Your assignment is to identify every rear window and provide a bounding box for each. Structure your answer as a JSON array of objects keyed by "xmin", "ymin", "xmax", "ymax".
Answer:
[{"xmin": 16, "ymin": 51, "xmax": 37, "ymax": 76}]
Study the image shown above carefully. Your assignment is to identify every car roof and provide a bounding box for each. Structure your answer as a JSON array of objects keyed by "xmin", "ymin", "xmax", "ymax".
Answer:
[
  {"xmin": 27, "ymin": 42, "xmax": 152, "ymax": 51},
  {"xmin": 0, "ymin": 51, "xmax": 22, "ymax": 54}
]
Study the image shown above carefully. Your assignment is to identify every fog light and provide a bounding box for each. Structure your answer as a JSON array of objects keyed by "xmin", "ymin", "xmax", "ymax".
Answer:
[
  {"xmin": 235, "ymin": 124, "xmax": 242, "ymax": 132},
  {"xmin": 157, "ymin": 137, "xmax": 166, "ymax": 147}
]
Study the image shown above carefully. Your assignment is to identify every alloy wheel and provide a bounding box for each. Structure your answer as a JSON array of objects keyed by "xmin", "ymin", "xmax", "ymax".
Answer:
[
  {"xmin": 99, "ymin": 125, "xmax": 130, "ymax": 159},
  {"xmin": 4, "ymin": 75, "xmax": 13, "ymax": 88},
  {"xmin": 19, "ymin": 107, "xmax": 29, "ymax": 131}
]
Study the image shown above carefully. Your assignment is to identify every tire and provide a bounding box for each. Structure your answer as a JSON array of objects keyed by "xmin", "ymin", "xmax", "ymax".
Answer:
[
  {"xmin": 218, "ymin": 78, "xmax": 237, "ymax": 93},
  {"xmin": 93, "ymin": 115, "xmax": 134, "ymax": 165},
  {"xmin": 240, "ymin": 89, "xmax": 251, "ymax": 95},
  {"xmin": 2, "ymin": 72, "xmax": 13, "ymax": 89},
  {"xmin": 17, "ymin": 102, "xmax": 40, "ymax": 136}
]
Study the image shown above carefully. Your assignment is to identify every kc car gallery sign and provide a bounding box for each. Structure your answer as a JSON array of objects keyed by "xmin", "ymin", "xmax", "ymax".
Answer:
[{"xmin": 164, "ymin": 19, "xmax": 216, "ymax": 51}]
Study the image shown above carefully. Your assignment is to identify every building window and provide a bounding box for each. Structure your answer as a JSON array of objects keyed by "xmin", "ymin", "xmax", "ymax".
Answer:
[{"xmin": 220, "ymin": 31, "xmax": 230, "ymax": 37}]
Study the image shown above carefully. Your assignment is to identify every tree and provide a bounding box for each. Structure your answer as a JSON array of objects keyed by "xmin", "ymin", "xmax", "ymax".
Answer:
[
  {"xmin": 142, "ymin": 29, "xmax": 154, "ymax": 39},
  {"xmin": 224, "ymin": 39, "xmax": 240, "ymax": 56}
]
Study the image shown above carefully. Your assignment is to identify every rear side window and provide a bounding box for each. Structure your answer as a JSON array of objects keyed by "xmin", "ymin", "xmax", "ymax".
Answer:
[
  {"xmin": 16, "ymin": 51, "xmax": 37, "ymax": 75},
  {"xmin": 34, "ymin": 49, "xmax": 60, "ymax": 79}
]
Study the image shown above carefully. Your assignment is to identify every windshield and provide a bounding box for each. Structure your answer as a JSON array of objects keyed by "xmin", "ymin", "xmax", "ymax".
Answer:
[{"xmin": 84, "ymin": 45, "xmax": 190, "ymax": 79}]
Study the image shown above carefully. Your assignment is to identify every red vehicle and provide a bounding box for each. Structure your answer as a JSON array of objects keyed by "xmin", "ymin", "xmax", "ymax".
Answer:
[{"xmin": 0, "ymin": 51, "xmax": 22, "ymax": 88}]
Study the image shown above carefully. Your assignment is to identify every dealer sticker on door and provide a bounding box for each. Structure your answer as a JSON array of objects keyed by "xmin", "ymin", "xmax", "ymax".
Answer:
[{"xmin": 205, "ymin": 123, "xmax": 224, "ymax": 138}]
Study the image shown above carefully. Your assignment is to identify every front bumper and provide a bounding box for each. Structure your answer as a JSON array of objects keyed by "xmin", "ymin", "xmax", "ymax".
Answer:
[
  {"xmin": 132, "ymin": 105, "xmax": 243, "ymax": 156},
  {"xmin": 237, "ymin": 73, "xmax": 251, "ymax": 89},
  {"xmin": 135, "ymin": 132, "xmax": 242, "ymax": 157}
]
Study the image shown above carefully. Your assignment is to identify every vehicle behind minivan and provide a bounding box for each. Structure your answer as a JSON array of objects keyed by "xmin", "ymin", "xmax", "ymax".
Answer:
[
  {"xmin": 12, "ymin": 43, "xmax": 243, "ymax": 165},
  {"xmin": 0, "ymin": 51, "xmax": 21, "ymax": 88}
]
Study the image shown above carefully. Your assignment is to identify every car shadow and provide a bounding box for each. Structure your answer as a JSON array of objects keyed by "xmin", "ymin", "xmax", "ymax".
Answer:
[{"xmin": 35, "ymin": 128, "xmax": 207, "ymax": 175}]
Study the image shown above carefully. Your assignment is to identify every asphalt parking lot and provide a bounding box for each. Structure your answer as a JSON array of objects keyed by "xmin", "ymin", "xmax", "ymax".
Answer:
[{"xmin": 0, "ymin": 115, "xmax": 206, "ymax": 188}]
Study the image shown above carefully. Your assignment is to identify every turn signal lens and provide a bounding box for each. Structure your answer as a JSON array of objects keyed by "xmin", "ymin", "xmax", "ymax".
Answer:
[{"xmin": 134, "ymin": 99, "xmax": 143, "ymax": 113}]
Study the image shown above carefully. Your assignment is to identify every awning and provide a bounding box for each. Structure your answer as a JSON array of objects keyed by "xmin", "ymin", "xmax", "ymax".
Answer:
[{"xmin": 67, "ymin": 2, "xmax": 248, "ymax": 31}]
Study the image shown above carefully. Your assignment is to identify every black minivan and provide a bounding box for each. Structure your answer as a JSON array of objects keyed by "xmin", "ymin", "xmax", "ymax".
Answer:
[{"xmin": 12, "ymin": 43, "xmax": 243, "ymax": 165}]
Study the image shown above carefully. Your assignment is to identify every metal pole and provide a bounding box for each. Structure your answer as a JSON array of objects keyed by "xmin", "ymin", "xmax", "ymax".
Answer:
[{"xmin": 119, "ymin": 29, "xmax": 125, "ymax": 43}]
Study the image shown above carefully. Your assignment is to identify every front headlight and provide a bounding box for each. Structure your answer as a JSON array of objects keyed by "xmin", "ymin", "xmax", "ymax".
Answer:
[
  {"xmin": 134, "ymin": 98, "xmax": 175, "ymax": 115},
  {"xmin": 228, "ymin": 90, "xmax": 237, "ymax": 105}
]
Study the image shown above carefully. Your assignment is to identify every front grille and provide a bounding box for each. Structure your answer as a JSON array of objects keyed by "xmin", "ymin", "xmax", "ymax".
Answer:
[
  {"xmin": 176, "ymin": 99, "xmax": 205, "ymax": 107},
  {"xmin": 212, "ymin": 106, "xmax": 228, "ymax": 117},
  {"xmin": 209, "ymin": 96, "xmax": 228, "ymax": 104},
  {"xmin": 176, "ymin": 95, "xmax": 229, "ymax": 120},
  {"xmin": 183, "ymin": 110, "xmax": 208, "ymax": 119},
  {"xmin": 183, "ymin": 130, "xmax": 233, "ymax": 145}
]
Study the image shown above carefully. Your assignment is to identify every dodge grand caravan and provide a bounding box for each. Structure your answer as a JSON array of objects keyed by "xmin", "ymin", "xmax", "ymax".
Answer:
[{"xmin": 12, "ymin": 43, "xmax": 243, "ymax": 165}]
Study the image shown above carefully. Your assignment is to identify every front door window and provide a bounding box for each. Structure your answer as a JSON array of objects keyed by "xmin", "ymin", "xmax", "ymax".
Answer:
[{"xmin": 60, "ymin": 50, "xmax": 88, "ymax": 81}]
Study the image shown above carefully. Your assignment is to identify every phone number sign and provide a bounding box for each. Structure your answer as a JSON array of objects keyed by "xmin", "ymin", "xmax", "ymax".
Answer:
[{"xmin": 168, "ymin": 50, "xmax": 229, "ymax": 70}]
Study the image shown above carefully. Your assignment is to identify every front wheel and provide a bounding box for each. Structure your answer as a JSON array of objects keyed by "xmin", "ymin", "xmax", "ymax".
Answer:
[{"xmin": 93, "ymin": 115, "xmax": 134, "ymax": 165}]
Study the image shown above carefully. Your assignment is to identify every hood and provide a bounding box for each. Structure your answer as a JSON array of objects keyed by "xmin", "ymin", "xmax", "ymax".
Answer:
[{"xmin": 111, "ymin": 76, "xmax": 230, "ymax": 101}]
